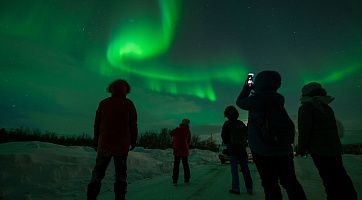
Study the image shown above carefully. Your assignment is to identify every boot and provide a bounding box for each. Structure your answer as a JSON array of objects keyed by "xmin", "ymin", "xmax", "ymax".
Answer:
[
  {"xmin": 114, "ymin": 182, "xmax": 127, "ymax": 200},
  {"xmin": 87, "ymin": 182, "xmax": 101, "ymax": 200}
]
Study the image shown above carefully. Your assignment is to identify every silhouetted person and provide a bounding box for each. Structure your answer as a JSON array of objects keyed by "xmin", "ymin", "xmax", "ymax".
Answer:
[
  {"xmin": 236, "ymin": 71, "xmax": 307, "ymax": 200},
  {"xmin": 221, "ymin": 105, "xmax": 253, "ymax": 195},
  {"xmin": 87, "ymin": 79, "xmax": 138, "ymax": 200},
  {"xmin": 297, "ymin": 82, "xmax": 357, "ymax": 200},
  {"xmin": 171, "ymin": 118, "xmax": 191, "ymax": 185}
]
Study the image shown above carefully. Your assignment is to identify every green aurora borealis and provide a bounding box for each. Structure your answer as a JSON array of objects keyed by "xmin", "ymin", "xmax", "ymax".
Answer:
[
  {"xmin": 106, "ymin": 0, "xmax": 247, "ymax": 101},
  {"xmin": 1, "ymin": 0, "xmax": 362, "ymax": 140}
]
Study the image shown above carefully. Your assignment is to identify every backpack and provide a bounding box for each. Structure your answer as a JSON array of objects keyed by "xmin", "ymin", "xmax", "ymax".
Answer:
[{"xmin": 261, "ymin": 101, "xmax": 295, "ymax": 146}]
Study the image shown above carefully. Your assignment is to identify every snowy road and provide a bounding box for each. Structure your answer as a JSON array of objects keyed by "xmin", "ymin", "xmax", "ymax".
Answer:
[
  {"xmin": 98, "ymin": 156, "xmax": 362, "ymax": 200},
  {"xmin": 99, "ymin": 163, "xmax": 262, "ymax": 200}
]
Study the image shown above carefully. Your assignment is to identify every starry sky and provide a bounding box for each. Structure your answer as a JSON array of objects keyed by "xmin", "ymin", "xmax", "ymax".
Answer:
[{"xmin": 1, "ymin": 0, "xmax": 362, "ymax": 141}]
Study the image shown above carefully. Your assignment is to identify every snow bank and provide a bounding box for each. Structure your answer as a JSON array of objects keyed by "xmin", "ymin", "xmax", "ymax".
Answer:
[{"xmin": 0, "ymin": 141, "xmax": 219, "ymax": 200}]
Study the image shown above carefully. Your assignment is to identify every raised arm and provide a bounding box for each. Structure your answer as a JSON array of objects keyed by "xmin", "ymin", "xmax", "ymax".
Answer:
[{"xmin": 236, "ymin": 83, "xmax": 253, "ymax": 110}]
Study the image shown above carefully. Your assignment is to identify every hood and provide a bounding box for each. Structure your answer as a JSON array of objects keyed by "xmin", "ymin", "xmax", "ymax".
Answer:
[
  {"xmin": 111, "ymin": 93, "xmax": 126, "ymax": 98},
  {"xmin": 253, "ymin": 70, "xmax": 281, "ymax": 92},
  {"xmin": 179, "ymin": 124, "xmax": 189, "ymax": 129},
  {"xmin": 254, "ymin": 92, "xmax": 285, "ymax": 106},
  {"xmin": 300, "ymin": 95, "xmax": 335, "ymax": 105}
]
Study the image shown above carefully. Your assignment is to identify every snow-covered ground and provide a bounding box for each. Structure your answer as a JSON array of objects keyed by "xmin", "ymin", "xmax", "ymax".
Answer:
[
  {"xmin": 0, "ymin": 141, "xmax": 219, "ymax": 200},
  {"xmin": 0, "ymin": 141, "xmax": 361, "ymax": 200}
]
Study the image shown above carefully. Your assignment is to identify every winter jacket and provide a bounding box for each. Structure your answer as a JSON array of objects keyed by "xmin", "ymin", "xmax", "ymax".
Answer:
[
  {"xmin": 171, "ymin": 124, "xmax": 191, "ymax": 157},
  {"xmin": 94, "ymin": 94, "xmax": 138, "ymax": 156},
  {"xmin": 236, "ymin": 88, "xmax": 293, "ymax": 156},
  {"xmin": 221, "ymin": 119, "xmax": 248, "ymax": 155},
  {"xmin": 298, "ymin": 96, "xmax": 342, "ymax": 156}
]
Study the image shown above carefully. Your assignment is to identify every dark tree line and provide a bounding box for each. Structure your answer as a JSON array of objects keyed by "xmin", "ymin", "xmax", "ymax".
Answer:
[
  {"xmin": 0, "ymin": 127, "xmax": 219, "ymax": 152},
  {"xmin": 0, "ymin": 127, "xmax": 93, "ymax": 147},
  {"xmin": 2, "ymin": 127, "xmax": 360, "ymax": 154},
  {"xmin": 138, "ymin": 128, "xmax": 218, "ymax": 151}
]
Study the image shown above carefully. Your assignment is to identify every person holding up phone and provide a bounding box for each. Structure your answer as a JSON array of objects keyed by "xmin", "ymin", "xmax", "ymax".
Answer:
[
  {"xmin": 247, "ymin": 73, "xmax": 254, "ymax": 87},
  {"xmin": 236, "ymin": 71, "xmax": 307, "ymax": 200}
]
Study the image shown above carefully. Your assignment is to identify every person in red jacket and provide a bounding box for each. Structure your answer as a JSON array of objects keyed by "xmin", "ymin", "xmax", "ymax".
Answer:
[
  {"xmin": 87, "ymin": 79, "xmax": 138, "ymax": 200},
  {"xmin": 171, "ymin": 118, "xmax": 191, "ymax": 185}
]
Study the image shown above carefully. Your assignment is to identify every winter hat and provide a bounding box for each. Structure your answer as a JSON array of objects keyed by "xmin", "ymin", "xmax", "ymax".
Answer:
[
  {"xmin": 301, "ymin": 82, "xmax": 326, "ymax": 97},
  {"xmin": 224, "ymin": 105, "xmax": 239, "ymax": 120},
  {"xmin": 181, "ymin": 118, "xmax": 190, "ymax": 125},
  {"xmin": 253, "ymin": 70, "xmax": 281, "ymax": 92},
  {"xmin": 107, "ymin": 79, "xmax": 131, "ymax": 95}
]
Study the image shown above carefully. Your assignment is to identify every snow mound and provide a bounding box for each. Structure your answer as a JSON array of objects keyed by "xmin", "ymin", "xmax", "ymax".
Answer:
[{"xmin": 0, "ymin": 141, "xmax": 219, "ymax": 200}]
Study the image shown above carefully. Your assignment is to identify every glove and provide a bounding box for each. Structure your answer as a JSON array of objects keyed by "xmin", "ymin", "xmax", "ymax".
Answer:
[
  {"xmin": 296, "ymin": 150, "xmax": 307, "ymax": 157},
  {"xmin": 129, "ymin": 143, "xmax": 136, "ymax": 151},
  {"xmin": 92, "ymin": 140, "xmax": 98, "ymax": 152}
]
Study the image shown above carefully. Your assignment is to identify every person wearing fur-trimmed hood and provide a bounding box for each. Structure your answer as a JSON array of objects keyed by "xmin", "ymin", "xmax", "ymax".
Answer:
[{"xmin": 297, "ymin": 82, "xmax": 357, "ymax": 200}]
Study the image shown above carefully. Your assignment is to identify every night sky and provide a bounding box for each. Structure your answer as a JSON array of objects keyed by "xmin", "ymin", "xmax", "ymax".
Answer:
[{"xmin": 1, "ymin": 0, "xmax": 362, "ymax": 140}]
